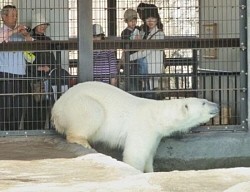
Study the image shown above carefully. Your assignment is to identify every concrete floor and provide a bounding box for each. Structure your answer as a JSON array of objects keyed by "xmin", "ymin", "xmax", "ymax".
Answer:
[
  {"xmin": 0, "ymin": 135, "xmax": 95, "ymax": 161},
  {"xmin": 1, "ymin": 135, "xmax": 250, "ymax": 192},
  {"xmin": 0, "ymin": 139, "xmax": 250, "ymax": 192}
]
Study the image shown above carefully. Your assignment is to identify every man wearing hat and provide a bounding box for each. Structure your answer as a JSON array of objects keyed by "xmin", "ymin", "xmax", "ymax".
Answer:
[
  {"xmin": 121, "ymin": 8, "xmax": 147, "ymax": 92},
  {"xmin": 121, "ymin": 9, "xmax": 140, "ymax": 40}
]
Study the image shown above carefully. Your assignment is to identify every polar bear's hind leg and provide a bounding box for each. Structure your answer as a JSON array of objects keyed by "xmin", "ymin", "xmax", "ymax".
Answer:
[{"xmin": 63, "ymin": 96, "xmax": 105, "ymax": 149}]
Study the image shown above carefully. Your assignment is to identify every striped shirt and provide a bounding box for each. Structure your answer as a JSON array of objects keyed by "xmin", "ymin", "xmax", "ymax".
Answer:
[{"xmin": 93, "ymin": 50, "xmax": 117, "ymax": 83}]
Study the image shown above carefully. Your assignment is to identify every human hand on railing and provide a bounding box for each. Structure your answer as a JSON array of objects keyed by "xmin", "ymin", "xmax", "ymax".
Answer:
[{"xmin": 37, "ymin": 65, "xmax": 50, "ymax": 72}]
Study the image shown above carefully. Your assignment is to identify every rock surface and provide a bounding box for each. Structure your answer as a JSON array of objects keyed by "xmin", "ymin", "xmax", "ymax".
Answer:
[{"xmin": 0, "ymin": 136, "xmax": 250, "ymax": 192}]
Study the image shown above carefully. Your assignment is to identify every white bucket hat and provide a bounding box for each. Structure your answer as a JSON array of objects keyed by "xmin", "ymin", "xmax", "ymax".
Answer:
[
  {"xmin": 32, "ymin": 12, "xmax": 50, "ymax": 29},
  {"xmin": 93, "ymin": 24, "xmax": 104, "ymax": 36}
]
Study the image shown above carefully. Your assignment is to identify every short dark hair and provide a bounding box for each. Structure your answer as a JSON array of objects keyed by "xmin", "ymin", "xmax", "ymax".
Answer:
[{"xmin": 1, "ymin": 5, "xmax": 16, "ymax": 17}]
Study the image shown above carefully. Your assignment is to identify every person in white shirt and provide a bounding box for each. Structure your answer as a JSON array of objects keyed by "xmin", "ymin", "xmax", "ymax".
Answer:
[{"xmin": 130, "ymin": 6, "xmax": 165, "ymax": 93}]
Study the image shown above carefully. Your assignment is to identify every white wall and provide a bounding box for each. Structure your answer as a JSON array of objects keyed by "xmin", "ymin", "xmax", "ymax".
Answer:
[
  {"xmin": 199, "ymin": 0, "xmax": 240, "ymax": 71},
  {"xmin": 198, "ymin": 0, "xmax": 241, "ymax": 122}
]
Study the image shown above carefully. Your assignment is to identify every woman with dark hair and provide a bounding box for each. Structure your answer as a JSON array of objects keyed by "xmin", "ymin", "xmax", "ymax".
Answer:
[
  {"xmin": 130, "ymin": 4, "xmax": 165, "ymax": 92},
  {"xmin": 137, "ymin": 3, "xmax": 163, "ymax": 39}
]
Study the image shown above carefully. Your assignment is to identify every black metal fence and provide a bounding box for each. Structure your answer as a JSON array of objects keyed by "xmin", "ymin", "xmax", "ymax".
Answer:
[{"xmin": 0, "ymin": 0, "xmax": 248, "ymax": 135}]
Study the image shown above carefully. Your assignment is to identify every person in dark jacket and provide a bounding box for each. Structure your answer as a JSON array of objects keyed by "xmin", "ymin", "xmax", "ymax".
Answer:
[
  {"xmin": 26, "ymin": 12, "xmax": 70, "ymax": 129},
  {"xmin": 29, "ymin": 12, "xmax": 57, "ymax": 78}
]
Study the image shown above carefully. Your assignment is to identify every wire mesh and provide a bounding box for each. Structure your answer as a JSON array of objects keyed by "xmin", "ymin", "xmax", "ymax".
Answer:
[{"xmin": 0, "ymin": 0, "xmax": 247, "ymax": 133}]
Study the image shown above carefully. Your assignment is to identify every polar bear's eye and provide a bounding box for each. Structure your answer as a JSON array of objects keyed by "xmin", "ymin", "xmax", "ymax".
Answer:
[
  {"xmin": 185, "ymin": 104, "xmax": 188, "ymax": 109},
  {"xmin": 202, "ymin": 102, "xmax": 206, "ymax": 106}
]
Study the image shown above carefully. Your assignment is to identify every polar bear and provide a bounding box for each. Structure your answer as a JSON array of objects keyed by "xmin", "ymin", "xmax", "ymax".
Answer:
[{"xmin": 51, "ymin": 81, "xmax": 219, "ymax": 172}]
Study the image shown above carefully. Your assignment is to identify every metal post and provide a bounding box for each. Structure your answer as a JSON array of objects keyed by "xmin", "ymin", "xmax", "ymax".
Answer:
[
  {"xmin": 78, "ymin": 0, "xmax": 93, "ymax": 83},
  {"xmin": 246, "ymin": 0, "xmax": 250, "ymax": 128},
  {"xmin": 239, "ymin": 0, "xmax": 248, "ymax": 129}
]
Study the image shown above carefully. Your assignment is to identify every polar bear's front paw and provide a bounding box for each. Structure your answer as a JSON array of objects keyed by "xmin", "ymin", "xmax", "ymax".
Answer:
[
  {"xmin": 81, "ymin": 140, "xmax": 92, "ymax": 149},
  {"xmin": 66, "ymin": 135, "xmax": 92, "ymax": 149}
]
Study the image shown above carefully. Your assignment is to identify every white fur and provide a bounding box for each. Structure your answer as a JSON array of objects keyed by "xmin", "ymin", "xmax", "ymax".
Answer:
[{"xmin": 51, "ymin": 81, "xmax": 219, "ymax": 172}]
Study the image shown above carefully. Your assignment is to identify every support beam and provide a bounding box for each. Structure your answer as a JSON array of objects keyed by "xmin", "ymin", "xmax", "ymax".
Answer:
[{"xmin": 78, "ymin": 0, "xmax": 93, "ymax": 83}]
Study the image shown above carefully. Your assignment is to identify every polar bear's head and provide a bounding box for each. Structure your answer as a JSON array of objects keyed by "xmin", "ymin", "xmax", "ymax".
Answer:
[
  {"xmin": 161, "ymin": 98, "xmax": 219, "ymax": 134},
  {"xmin": 178, "ymin": 98, "xmax": 219, "ymax": 130}
]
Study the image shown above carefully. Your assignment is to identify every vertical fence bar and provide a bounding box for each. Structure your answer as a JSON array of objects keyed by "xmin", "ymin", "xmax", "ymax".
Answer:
[
  {"xmin": 107, "ymin": 0, "xmax": 117, "ymax": 36},
  {"xmin": 247, "ymin": 0, "xmax": 250, "ymax": 128},
  {"xmin": 239, "ymin": 0, "xmax": 248, "ymax": 130}
]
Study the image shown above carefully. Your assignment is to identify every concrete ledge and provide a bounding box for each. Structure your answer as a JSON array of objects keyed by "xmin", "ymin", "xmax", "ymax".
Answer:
[
  {"xmin": 155, "ymin": 131, "xmax": 250, "ymax": 171},
  {"xmin": 94, "ymin": 131, "xmax": 250, "ymax": 171},
  {"xmin": 1, "ymin": 131, "xmax": 249, "ymax": 172}
]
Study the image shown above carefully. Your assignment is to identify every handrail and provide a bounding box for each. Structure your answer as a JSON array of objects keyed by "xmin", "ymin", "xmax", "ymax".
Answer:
[{"xmin": 0, "ymin": 37, "xmax": 240, "ymax": 51}]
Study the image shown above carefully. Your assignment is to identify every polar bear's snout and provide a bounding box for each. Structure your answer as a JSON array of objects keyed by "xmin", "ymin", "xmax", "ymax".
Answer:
[{"xmin": 208, "ymin": 102, "xmax": 219, "ymax": 116}]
